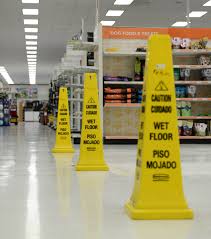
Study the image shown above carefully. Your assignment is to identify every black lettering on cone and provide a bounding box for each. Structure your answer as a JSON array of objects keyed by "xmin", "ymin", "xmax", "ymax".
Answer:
[
  {"xmin": 84, "ymin": 140, "xmax": 100, "ymax": 145},
  {"xmin": 149, "ymin": 133, "xmax": 173, "ymax": 140},
  {"xmin": 153, "ymin": 150, "xmax": 170, "ymax": 158},
  {"xmin": 151, "ymin": 94, "xmax": 171, "ymax": 102},
  {"xmin": 151, "ymin": 106, "xmax": 172, "ymax": 113},
  {"xmin": 146, "ymin": 161, "xmax": 176, "ymax": 169}
]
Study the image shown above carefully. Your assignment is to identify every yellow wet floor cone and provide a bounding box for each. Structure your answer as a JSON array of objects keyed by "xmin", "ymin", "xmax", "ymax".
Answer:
[
  {"xmin": 76, "ymin": 73, "xmax": 109, "ymax": 171},
  {"xmin": 52, "ymin": 87, "xmax": 75, "ymax": 153},
  {"xmin": 125, "ymin": 34, "xmax": 193, "ymax": 220}
]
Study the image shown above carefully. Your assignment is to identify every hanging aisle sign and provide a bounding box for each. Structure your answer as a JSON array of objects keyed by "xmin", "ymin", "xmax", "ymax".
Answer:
[
  {"xmin": 76, "ymin": 73, "xmax": 109, "ymax": 171},
  {"xmin": 125, "ymin": 35, "xmax": 193, "ymax": 220},
  {"xmin": 52, "ymin": 87, "xmax": 75, "ymax": 153}
]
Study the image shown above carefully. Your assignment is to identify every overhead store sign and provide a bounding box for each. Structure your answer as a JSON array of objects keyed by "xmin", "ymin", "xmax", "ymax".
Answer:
[{"xmin": 103, "ymin": 27, "xmax": 211, "ymax": 39}]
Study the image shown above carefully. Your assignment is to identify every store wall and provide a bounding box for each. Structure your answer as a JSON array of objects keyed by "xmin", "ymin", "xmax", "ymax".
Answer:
[{"xmin": 9, "ymin": 84, "xmax": 49, "ymax": 100}]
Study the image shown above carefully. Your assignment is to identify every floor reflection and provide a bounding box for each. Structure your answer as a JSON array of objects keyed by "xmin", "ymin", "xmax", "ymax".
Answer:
[
  {"xmin": 25, "ymin": 153, "xmax": 40, "ymax": 239},
  {"xmin": 53, "ymin": 153, "xmax": 74, "ymax": 217},
  {"xmin": 77, "ymin": 172, "xmax": 108, "ymax": 239}
]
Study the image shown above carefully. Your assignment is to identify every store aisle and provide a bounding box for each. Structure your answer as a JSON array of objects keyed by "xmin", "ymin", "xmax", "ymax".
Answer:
[{"xmin": 0, "ymin": 123, "xmax": 211, "ymax": 239}]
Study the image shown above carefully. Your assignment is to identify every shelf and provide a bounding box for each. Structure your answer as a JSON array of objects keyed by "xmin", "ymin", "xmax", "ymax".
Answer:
[
  {"xmin": 103, "ymin": 49, "xmax": 211, "ymax": 58},
  {"xmin": 69, "ymin": 98, "xmax": 83, "ymax": 102},
  {"xmin": 104, "ymin": 103, "xmax": 140, "ymax": 108},
  {"xmin": 174, "ymin": 65, "xmax": 211, "ymax": 69},
  {"xmin": 104, "ymin": 81, "xmax": 211, "ymax": 86},
  {"xmin": 173, "ymin": 49, "xmax": 211, "ymax": 56},
  {"xmin": 105, "ymin": 136, "xmax": 138, "ymax": 140},
  {"xmin": 104, "ymin": 81, "xmax": 144, "ymax": 85},
  {"xmin": 70, "ymin": 84, "xmax": 84, "ymax": 88},
  {"xmin": 104, "ymin": 51, "xmax": 146, "ymax": 57},
  {"xmin": 177, "ymin": 98, "xmax": 211, "ymax": 102},
  {"xmin": 105, "ymin": 135, "xmax": 211, "ymax": 140},
  {"xmin": 180, "ymin": 136, "xmax": 211, "ymax": 139},
  {"xmin": 178, "ymin": 116, "xmax": 211, "ymax": 120},
  {"xmin": 60, "ymin": 66, "xmax": 98, "ymax": 74},
  {"xmin": 175, "ymin": 81, "xmax": 211, "ymax": 85},
  {"xmin": 67, "ymin": 41, "xmax": 98, "ymax": 51}
]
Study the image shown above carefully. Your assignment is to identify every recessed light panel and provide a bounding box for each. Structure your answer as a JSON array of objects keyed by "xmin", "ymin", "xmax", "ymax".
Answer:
[
  {"xmin": 26, "ymin": 41, "xmax": 37, "ymax": 45},
  {"xmin": 27, "ymin": 55, "xmax": 37, "ymax": 58},
  {"xmin": 22, "ymin": 0, "xmax": 39, "ymax": 3},
  {"xmin": 172, "ymin": 21, "xmax": 188, "ymax": 27},
  {"xmin": 203, "ymin": 0, "xmax": 211, "ymax": 6},
  {"xmin": 0, "ymin": 66, "xmax": 14, "ymax": 84},
  {"xmin": 22, "ymin": 9, "xmax": 39, "ymax": 15},
  {"xmin": 27, "ymin": 51, "xmax": 37, "ymax": 54},
  {"xmin": 106, "ymin": 10, "xmax": 124, "ymax": 16},
  {"xmin": 24, "ymin": 28, "xmax": 38, "ymax": 33},
  {"xmin": 188, "ymin": 11, "xmax": 207, "ymax": 17},
  {"xmin": 24, "ymin": 19, "xmax": 38, "ymax": 25},
  {"xmin": 26, "ymin": 46, "xmax": 37, "ymax": 50},
  {"xmin": 114, "ymin": 0, "xmax": 134, "ymax": 5},
  {"xmin": 100, "ymin": 21, "xmax": 115, "ymax": 26}
]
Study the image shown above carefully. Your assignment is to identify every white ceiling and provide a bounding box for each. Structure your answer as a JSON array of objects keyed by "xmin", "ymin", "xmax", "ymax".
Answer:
[{"xmin": 0, "ymin": 0, "xmax": 210, "ymax": 85}]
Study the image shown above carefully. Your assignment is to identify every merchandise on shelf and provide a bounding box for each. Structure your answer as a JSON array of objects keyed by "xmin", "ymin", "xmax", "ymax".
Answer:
[{"xmin": 194, "ymin": 123, "xmax": 208, "ymax": 136}]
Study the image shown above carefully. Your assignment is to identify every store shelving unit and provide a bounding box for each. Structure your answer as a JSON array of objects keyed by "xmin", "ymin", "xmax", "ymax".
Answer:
[
  {"xmin": 101, "ymin": 27, "xmax": 211, "ymax": 143},
  {"xmin": 49, "ymin": 27, "xmax": 101, "ymax": 139}
]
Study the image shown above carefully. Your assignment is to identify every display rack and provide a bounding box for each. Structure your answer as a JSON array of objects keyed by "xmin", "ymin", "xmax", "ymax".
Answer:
[
  {"xmin": 48, "ymin": 26, "xmax": 101, "ymax": 141},
  {"xmin": 101, "ymin": 27, "xmax": 211, "ymax": 143}
]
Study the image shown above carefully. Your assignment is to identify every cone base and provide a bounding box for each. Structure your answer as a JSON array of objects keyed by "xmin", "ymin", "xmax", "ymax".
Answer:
[
  {"xmin": 52, "ymin": 147, "xmax": 75, "ymax": 153},
  {"xmin": 125, "ymin": 202, "xmax": 194, "ymax": 220},
  {"xmin": 75, "ymin": 164, "xmax": 109, "ymax": 171}
]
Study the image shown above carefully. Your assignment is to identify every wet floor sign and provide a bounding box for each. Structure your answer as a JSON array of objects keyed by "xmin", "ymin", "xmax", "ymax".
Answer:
[
  {"xmin": 52, "ymin": 87, "xmax": 75, "ymax": 153},
  {"xmin": 75, "ymin": 73, "xmax": 109, "ymax": 171},
  {"xmin": 125, "ymin": 35, "xmax": 193, "ymax": 220}
]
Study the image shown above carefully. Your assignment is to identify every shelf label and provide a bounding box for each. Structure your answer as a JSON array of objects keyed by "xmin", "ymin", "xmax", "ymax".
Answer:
[
  {"xmin": 76, "ymin": 73, "xmax": 109, "ymax": 171},
  {"xmin": 125, "ymin": 34, "xmax": 193, "ymax": 220},
  {"xmin": 52, "ymin": 87, "xmax": 75, "ymax": 153}
]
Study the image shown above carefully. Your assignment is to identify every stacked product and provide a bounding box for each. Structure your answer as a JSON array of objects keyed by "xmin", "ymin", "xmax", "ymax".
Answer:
[
  {"xmin": 104, "ymin": 87, "xmax": 142, "ymax": 104},
  {"xmin": 0, "ymin": 93, "xmax": 10, "ymax": 126},
  {"xmin": 10, "ymin": 99, "xmax": 18, "ymax": 125}
]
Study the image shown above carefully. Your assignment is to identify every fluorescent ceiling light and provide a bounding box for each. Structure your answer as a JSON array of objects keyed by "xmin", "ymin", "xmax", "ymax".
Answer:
[
  {"xmin": 24, "ymin": 19, "xmax": 38, "ymax": 25},
  {"xmin": 0, "ymin": 66, "xmax": 14, "ymax": 84},
  {"xmin": 100, "ymin": 20, "xmax": 115, "ymax": 26},
  {"xmin": 188, "ymin": 11, "xmax": 207, "ymax": 17},
  {"xmin": 28, "ymin": 64, "xmax": 37, "ymax": 66},
  {"xmin": 26, "ymin": 46, "xmax": 37, "ymax": 50},
  {"xmin": 22, "ymin": 9, "xmax": 39, "ymax": 15},
  {"xmin": 26, "ymin": 41, "xmax": 37, "ymax": 45},
  {"xmin": 22, "ymin": 0, "xmax": 39, "ymax": 3},
  {"xmin": 114, "ymin": 0, "xmax": 134, "ymax": 5},
  {"xmin": 28, "ymin": 59, "xmax": 37, "ymax": 61},
  {"xmin": 203, "ymin": 1, "xmax": 211, "ymax": 6},
  {"xmin": 25, "ymin": 35, "xmax": 37, "ymax": 40},
  {"xmin": 24, "ymin": 28, "xmax": 38, "ymax": 33},
  {"xmin": 172, "ymin": 21, "xmax": 188, "ymax": 27},
  {"xmin": 106, "ymin": 10, "xmax": 124, "ymax": 16},
  {"xmin": 27, "ymin": 51, "xmax": 37, "ymax": 54},
  {"xmin": 27, "ymin": 55, "xmax": 37, "ymax": 58}
]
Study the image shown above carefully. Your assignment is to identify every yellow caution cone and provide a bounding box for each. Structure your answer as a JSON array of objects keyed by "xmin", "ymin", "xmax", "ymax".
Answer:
[
  {"xmin": 125, "ymin": 34, "xmax": 193, "ymax": 220},
  {"xmin": 52, "ymin": 87, "xmax": 75, "ymax": 153},
  {"xmin": 76, "ymin": 73, "xmax": 109, "ymax": 171}
]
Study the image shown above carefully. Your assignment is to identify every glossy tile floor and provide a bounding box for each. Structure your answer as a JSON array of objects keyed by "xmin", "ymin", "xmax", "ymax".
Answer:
[{"xmin": 0, "ymin": 123, "xmax": 211, "ymax": 239}]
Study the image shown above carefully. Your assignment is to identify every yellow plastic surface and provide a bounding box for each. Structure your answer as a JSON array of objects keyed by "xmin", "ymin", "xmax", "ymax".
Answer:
[
  {"xmin": 52, "ymin": 87, "xmax": 75, "ymax": 153},
  {"xmin": 125, "ymin": 35, "xmax": 193, "ymax": 220},
  {"xmin": 76, "ymin": 73, "xmax": 109, "ymax": 171}
]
